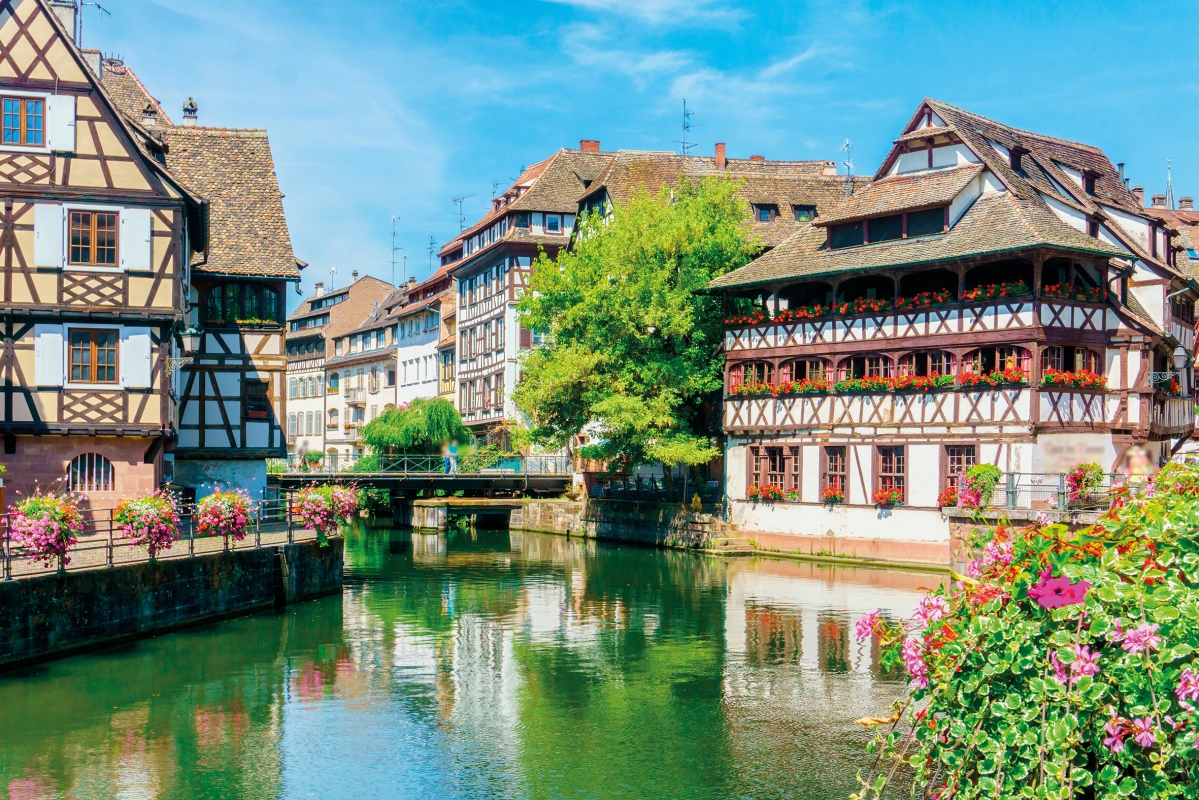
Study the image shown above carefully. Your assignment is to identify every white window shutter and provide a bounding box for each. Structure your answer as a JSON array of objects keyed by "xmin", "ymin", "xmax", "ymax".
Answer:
[
  {"xmin": 121, "ymin": 327, "xmax": 153, "ymax": 388},
  {"xmin": 34, "ymin": 324, "xmax": 64, "ymax": 386},
  {"xmin": 119, "ymin": 208, "xmax": 152, "ymax": 271},
  {"xmin": 33, "ymin": 204, "xmax": 64, "ymax": 267},
  {"xmin": 47, "ymin": 95, "xmax": 76, "ymax": 153}
]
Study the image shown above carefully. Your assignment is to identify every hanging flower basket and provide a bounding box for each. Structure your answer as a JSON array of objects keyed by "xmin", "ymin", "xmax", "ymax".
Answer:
[
  {"xmin": 197, "ymin": 489, "xmax": 252, "ymax": 541},
  {"xmin": 113, "ymin": 490, "xmax": 181, "ymax": 559},
  {"xmin": 9, "ymin": 492, "xmax": 84, "ymax": 569},
  {"xmin": 295, "ymin": 484, "xmax": 360, "ymax": 545}
]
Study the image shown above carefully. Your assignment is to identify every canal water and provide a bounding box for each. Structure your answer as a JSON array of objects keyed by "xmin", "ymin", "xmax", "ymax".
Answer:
[{"xmin": 0, "ymin": 526, "xmax": 939, "ymax": 800}]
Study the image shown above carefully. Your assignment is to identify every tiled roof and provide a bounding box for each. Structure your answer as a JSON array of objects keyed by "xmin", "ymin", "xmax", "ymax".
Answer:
[
  {"xmin": 97, "ymin": 58, "xmax": 173, "ymax": 126},
  {"xmin": 286, "ymin": 276, "xmax": 394, "ymax": 342},
  {"xmin": 710, "ymin": 192, "xmax": 1126, "ymax": 290},
  {"xmin": 507, "ymin": 150, "xmax": 614, "ymax": 214},
  {"xmin": 324, "ymin": 344, "xmax": 398, "ymax": 371},
  {"xmin": 163, "ymin": 127, "xmax": 300, "ymax": 279},
  {"xmin": 1143, "ymin": 206, "xmax": 1199, "ymax": 281},
  {"xmin": 894, "ymin": 125, "xmax": 955, "ymax": 143},
  {"xmin": 816, "ymin": 165, "xmax": 982, "ymax": 225}
]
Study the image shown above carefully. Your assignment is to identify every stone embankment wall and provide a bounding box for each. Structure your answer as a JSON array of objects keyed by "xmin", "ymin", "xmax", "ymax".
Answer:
[
  {"xmin": 0, "ymin": 538, "xmax": 343, "ymax": 669},
  {"xmin": 514, "ymin": 499, "xmax": 726, "ymax": 549}
]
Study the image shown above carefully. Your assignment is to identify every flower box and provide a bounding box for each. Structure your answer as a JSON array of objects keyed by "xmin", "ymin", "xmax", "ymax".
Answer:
[
  {"xmin": 821, "ymin": 485, "xmax": 845, "ymax": 505},
  {"xmin": 730, "ymin": 379, "xmax": 829, "ymax": 397},
  {"xmin": 1040, "ymin": 368, "xmax": 1105, "ymax": 389},
  {"xmin": 873, "ymin": 487, "xmax": 904, "ymax": 507},
  {"xmin": 834, "ymin": 297, "xmax": 892, "ymax": 316},
  {"xmin": 960, "ymin": 281, "xmax": 1031, "ymax": 302},
  {"xmin": 937, "ymin": 486, "xmax": 958, "ymax": 508},
  {"xmin": 895, "ymin": 289, "xmax": 954, "ymax": 310},
  {"xmin": 957, "ymin": 367, "xmax": 1028, "ymax": 388}
]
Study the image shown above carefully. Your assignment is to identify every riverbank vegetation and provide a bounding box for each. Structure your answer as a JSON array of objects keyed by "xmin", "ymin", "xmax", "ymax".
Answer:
[
  {"xmin": 514, "ymin": 177, "xmax": 757, "ymax": 486},
  {"xmin": 854, "ymin": 461, "xmax": 1199, "ymax": 799}
]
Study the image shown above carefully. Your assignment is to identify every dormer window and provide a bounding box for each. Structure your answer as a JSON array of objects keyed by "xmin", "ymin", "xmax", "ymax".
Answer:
[
  {"xmin": 545, "ymin": 215, "xmax": 562, "ymax": 234},
  {"xmin": 1083, "ymin": 172, "xmax": 1097, "ymax": 195},
  {"xmin": 2, "ymin": 97, "xmax": 44, "ymax": 146},
  {"xmin": 754, "ymin": 204, "xmax": 779, "ymax": 223},
  {"xmin": 828, "ymin": 207, "xmax": 947, "ymax": 249},
  {"xmin": 1009, "ymin": 146, "xmax": 1027, "ymax": 176},
  {"xmin": 793, "ymin": 205, "xmax": 816, "ymax": 222},
  {"xmin": 1087, "ymin": 217, "xmax": 1099, "ymax": 238}
]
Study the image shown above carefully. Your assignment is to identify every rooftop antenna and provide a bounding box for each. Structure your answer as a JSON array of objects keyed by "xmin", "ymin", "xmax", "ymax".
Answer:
[
  {"xmin": 678, "ymin": 99, "xmax": 696, "ymax": 155},
  {"xmin": 1167, "ymin": 158, "xmax": 1176, "ymax": 211},
  {"xmin": 402, "ymin": 254, "xmax": 408, "ymax": 282},
  {"xmin": 452, "ymin": 195, "xmax": 475, "ymax": 232},
  {"xmin": 840, "ymin": 139, "xmax": 854, "ymax": 198},
  {"xmin": 491, "ymin": 180, "xmax": 500, "ymax": 199},
  {"xmin": 390, "ymin": 215, "xmax": 401, "ymax": 285},
  {"xmin": 78, "ymin": 2, "xmax": 111, "ymax": 48},
  {"xmin": 426, "ymin": 236, "xmax": 436, "ymax": 270},
  {"xmin": 329, "ymin": 266, "xmax": 337, "ymax": 290}
]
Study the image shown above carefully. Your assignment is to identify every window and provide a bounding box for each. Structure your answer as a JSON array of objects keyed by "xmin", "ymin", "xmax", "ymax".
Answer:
[
  {"xmin": 245, "ymin": 381, "xmax": 269, "ymax": 419},
  {"xmin": 356, "ymin": 369, "xmax": 364, "ymax": 388},
  {"xmin": 1041, "ymin": 346, "xmax": 1101, "ymax": 374},
  {"xmin": 327, "ymin": 409, "xmax": 338, "ymax": 428},
  {"xmin": 69, "ymin": 329, "xmax": 118, "ymax": 383},
  {"xmin": 765, "ymin": 447, "xmax": 785, "ymax": 485},
  {"xmin": 757, "ymin": 207, "xmax": 772, "ymax": 223},
  {"xmin": 335, "ymin": 339, "xmax": 343, "ymax": 356},
  {"xmin": 748, "ymin": 446, "xmax": 763, "ymax": 488},
  {"xmin": 829, "ymin": 208, "xmax": 947, "ymax": 249},
  {"xmin": 387, "ymin": 369, "xmax": 396, "ymax": 387},
  {"xmin": 823, "ymin": 446, "xmax": 846, "ymax": 493},
  {"xmin": 867, "ymin": 214, "xmax": 903, "ymax": 243},
  {"xmin": 376, "ymin": 330, "xmax": 385, "ymax": 348},
  {"xmin": 898, "ymin": 351, "xmax": 955, "ymax": 377},
  {"xmin": 370, "ymin": 368, "xmax": 379, "ymax": 393},
  {"xmin": 328, "ymin": 372, "xmax": 339, "ymax": 393},
  {"xmin": 786, "ymin": 446, "xmax": 801, "ymax": 492},
  {"xmin": 837, "ymin": 355, "xmax": 892, "ymax": 380},
  {"xmin": 299, "ymin": 377, "xmax": 307, "ymax": 398},
  {"xmin": 830, "ymin": 221, "xmax": 864, "ymax": 249},
  {"xmin": 734, "ymin": 362, "xmax": 774, "ymax": 387},
  {"xmin": 289, "ymin": 378, "xmax": 298, "ymax": 399},
  {"xmin": 370, "ymin": 405, "xmax": 378, "ymax": 420},
  {"xmin": 68, "ymin": 453, "xmax": 114, "ymax": 493},
  {"xmin": 1083, "ymin": 173, "xmax": 1096, "ymax": 195},
  {"xmin": 963, "ymin": 346, "xmax": 1030, "ymax": 374},
  {"xmin": 206, "ymin": 283, "xmax": 280, "ymax": 325},
  {"xmin": 3, "ymin": 97, "xmax": 44, "ymax": 146},
  {"xmin": 545, "ymin": 215, "xmax": 562, "ymax": 233},
  {"xmin": 944, "ymin": 445, "xmax": 976, "ymax": 490},
  {"xmin": 793, "ymin": 205, "xmax": 816, "ymax": 222},
  {"xmin": 906, "ymin": 207, "xmax": 945, "ymax": 237},
  {"xmin": 288, "ymin": 413, "xmax": 297, "ymax": 436},
  {"xmin": 780, "ymin": 358, "xmax": 827, "ymax": 382},
  {"xmin": 877, "ymin": 446, "xmax": 905, "ymax": 494},
  {"xmin": 69, "ymin": 211, "xmax": 119, "ymax": 266}
]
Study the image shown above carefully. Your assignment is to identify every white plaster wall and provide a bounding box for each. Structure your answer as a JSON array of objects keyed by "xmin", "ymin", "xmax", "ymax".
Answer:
[
  {"xmin": 1101, "ymin": 205, "xmax": 1151, "ymax": 251},
  {"xmin": 1058, "ymin": 164, "xmax": 1083, "ymax": 187},
  {"xmin": 1032, "ymin": 433, "xmax": 1116, "ymax": 474},
  {"xmin": 174, "ymin": 459, "xmax": 268, "ymax": 502},
  {"xmin": 931, "ymin": 110, "xmax": 947, "ymax": 127},
  {"xmin": 730, "ymin": 502, "xmax": 951, "ymax": 545},
  {"xmin": 895, "ymin": 151, "xmax": 928, "ymax": 175},
  {"xmin": 950, "ymin": 176, "xmax": 983, "ymax": 226},
  {"xmin": 849, "ymin": 445, "xmax": 872, "ymax": 506},
  {"xmin": 908, "ymin": 445, "xmax": 940, "ymax": 507},
  {"xmin": 931, "ymin": 144, "xmax": 979, "ymax": 169},
  {"xmin": 1042, "ymin": 194, "xmax": 1088, "ymax": 232},
  {"xmin": 1129, "ymin": 281, "xmax": 1166, "ymax": 329},
  {"xmin": 801, "ymin": 445, "xmax": 819, "ymax": 502},
  {"xmin": 396, "ymin": 340, "xmax": 439, "ymax": 407}
]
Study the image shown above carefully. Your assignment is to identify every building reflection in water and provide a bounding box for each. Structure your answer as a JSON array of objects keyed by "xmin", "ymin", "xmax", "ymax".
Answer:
[{"xmin": 0, "ymin": 525, "xmax": 938, "ymax": 800}]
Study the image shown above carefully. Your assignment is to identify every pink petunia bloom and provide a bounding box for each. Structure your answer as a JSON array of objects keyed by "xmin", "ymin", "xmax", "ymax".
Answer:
[
  {"xmin": 1121, "ymin": 623, "xmax": 1163, "ymax": 655},
  {"xmin": 854, "ymin": 611, "xmax": 883, "ymax": 643},
  {"xmin": 1131, "ymin": 717, "xmax": 1156, "ymax": 748},
  {"xmin": 1027, "ymin": 570, "xmax": 1091, "ymax": 609},
  {"xmin": 1103, "ymin": 720, "xmax": 1126, "ymax": 753}
]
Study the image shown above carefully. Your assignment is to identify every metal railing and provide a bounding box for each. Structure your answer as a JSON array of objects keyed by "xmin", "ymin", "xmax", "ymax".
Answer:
[
  {"xmin": 270, "ymin": 453, "xmax": 572, "ymax": 476},
  {"xmin": 343, "ymin": 388, "xmax": 366, "ymax": 405},
  {"xmin": 1, "ymin": 496, "xmax": 323, "ymax": 581},
  {"xmin": 952, "ymin": 472, "xmax": 1131, "ymax": 513}
]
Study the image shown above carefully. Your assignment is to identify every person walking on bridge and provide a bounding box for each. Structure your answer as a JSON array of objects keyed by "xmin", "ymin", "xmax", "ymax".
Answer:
[{"xmin": 447, "ymin": 440, "xmax": 459, "ymax": 474}]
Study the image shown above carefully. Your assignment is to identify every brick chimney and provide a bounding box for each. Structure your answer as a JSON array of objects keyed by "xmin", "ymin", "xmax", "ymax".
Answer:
[
  {"xmin": 579, "ymin": 139, "xmax": 600, "ymax": 152},
  {"xmin": 182, "ymin": 98, "xmax": 198, "ymax": 127},
  {"xmin": 314, "ymin": 282, "xmax": 324, "ymax": 298},
  {"xmin": 1181, "ymin": 197, "xmax": 1194, "ymax": 211},
  {"xmin": 408, "ymin": 276, "xmax": 417, "ymax": 291},
  {"xmin": 750, "ymin": 155, "xmax": 765, "ymax": 162},
  {"xmin": 1152, "ymin": 194, "xmax": 1167, "ymax": 209},
  {"xmin": 1132, "ymin": 186, "xmax": 1145, "ymax": 206},
  {"xmin": 715, "ymin": 142, "xmax": 726, "ymax": 170}
]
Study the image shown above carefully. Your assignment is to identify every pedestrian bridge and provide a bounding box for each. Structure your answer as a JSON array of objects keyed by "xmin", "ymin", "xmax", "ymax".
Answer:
[{"xmin": 268, "ymin": 454, "xmax": 572, "ymax": 498}]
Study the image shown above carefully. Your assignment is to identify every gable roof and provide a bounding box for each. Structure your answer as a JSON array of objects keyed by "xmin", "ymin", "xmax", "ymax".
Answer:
[
  {"xmin": 816, "ymin": 164, "xmax": 983, "ymax": 225},
  {"xmin": 286, "ymin": 275, "xmax": 394, "ymax": 342},
  {"xmin": 94, "ymin": 55, "xmax": 173, "ymax": 126}
]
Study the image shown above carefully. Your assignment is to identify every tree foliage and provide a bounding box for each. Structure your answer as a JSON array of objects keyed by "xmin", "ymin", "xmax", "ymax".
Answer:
[
  {"xmin": 857, "ymin": 462, "xmax": 1199, "ymax": 800},
  {"xmin": 514, "ymin": 176, "xmax": 757, "ymax": 471},
  {"xmin": 360, "ymin": 398, "xmax": 470, "ymax": 454}
]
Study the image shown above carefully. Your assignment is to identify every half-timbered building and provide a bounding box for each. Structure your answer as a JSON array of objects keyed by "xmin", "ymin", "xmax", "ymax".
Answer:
[
  {"xmin": 709, "ymin": 99, "xmax": 1198, "ymax": 564},
  {"xmin": 0, "ymin": 0, "xmax": 204, "ymax": 508}
]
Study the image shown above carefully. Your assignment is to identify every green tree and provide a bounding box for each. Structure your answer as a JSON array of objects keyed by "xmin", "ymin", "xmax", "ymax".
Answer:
[
  {"xmin": 515, "ymin": 176, "xmax": 757, "ymax": 487},
  {"xmin": 360, "ymin": 397, "xmax": 470, "ymax": 455}
]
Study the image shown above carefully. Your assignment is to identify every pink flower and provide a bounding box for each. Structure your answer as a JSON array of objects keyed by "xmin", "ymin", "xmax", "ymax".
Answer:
[
  {"xmin": 1103, "ymin": 720, "xmax": 1126, "ymax": 752},
  {"xmin": 1049, "ymin": 650, "xmax": 1069, "ymax": 685},
  {"xmin": 1177, "ymin": 669, "xmax": 1199, "ymax": 707},
  {"xmin": 854, "ymin": 610, "xmax": 883, "ymax": 643},
  {"xmin": 1120, "ymin": 623, "xmax": 1163, "ymax": 655},
  {"xmin": 912, "ymin": 596, "xmax": 948, "ymax": 631},
  {"xmin": 1072, "ymin": 645, "xmax": 1100, "ymax": 679},
  {"xmin": 1132, "ymin": 717, "xmax": 1156, "ymax": 748},
  {"xmin": 902, "ymin": 636, "xmax": 929, "ymax": 689},
  {"xmin": 1027, "ymin": 570, "xmax": 1091, "ymax": 609},
  {"xmin": 982, "ymin": 539, "xmax": 1014, "ymax": 568},
  {"xmin": 965, "ymin": 559, "xmax": 982, "ymax": 579}
]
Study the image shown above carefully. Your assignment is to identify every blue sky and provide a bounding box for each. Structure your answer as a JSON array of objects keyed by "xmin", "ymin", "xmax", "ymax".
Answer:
[{"xmin": 86, "ymin": 0, "xmax": 1199, "ymax": 310}]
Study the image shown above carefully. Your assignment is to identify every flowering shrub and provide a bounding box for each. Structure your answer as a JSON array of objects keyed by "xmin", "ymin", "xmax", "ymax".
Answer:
[
  {"xmin": 113, "ymin": 491, "xmax": 181, "ymax": 559},
  {"xmin": 294, "ymin": 484, "xmax": 360, "ymax": 544},
  {"xmin": 937, "ymin": 486, "xmax": 958, "ymax": 508},
  {"xmin": 872, "ymin": 487, "xmax": 904, "ymax": 507},
  {"xmin": 896, "ymin": 289, "xmax": 955, "ymax": 309},
  {"xmin": 730, "ymin": 378, "xmax": 829, "ymax": 397},
  {"xmin": 834, "ymin": 296, "xmax": 892, "ymax": 315},
  {"xmin": 821, "ymin": 485, "xmax": 845, "ymax": 505},
  {"xmin": 196, "ymin": 489, "xmax": 252, "ymax": 541},
  {"xmin": 855, "ymin": 462, "xmax": 1199, "ymax": 800},
  {"xmin": 957, "ymin": 366, "xmax": 1027, "ymax": 388},
  {"xmin": 9, "ymin": 492, "xmax": 84, "ymax": 568},
  {"xmin": 1042, "ymin": 368, "xmax": 1106, "ymax": 389},
  {"xmin": 960, "ymin": 280, "xmax": 1031, "ymax": 302},
  {"xmin": 1065, "ymin": 461, "xmax": 1104, "ymax": 502},
  {"xmin": 959, "ymin": 463, "xmax": 1003, "ymax": 508}
]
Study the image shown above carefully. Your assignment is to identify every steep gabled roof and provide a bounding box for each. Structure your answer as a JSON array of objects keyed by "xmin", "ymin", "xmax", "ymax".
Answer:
[
  {"xmin": 94, "ymin": 55, "xmax": 173, "ymax": 126},
  {"xmin": 816, "ymin": 164, "xmax": 982, "ymax": 225}
]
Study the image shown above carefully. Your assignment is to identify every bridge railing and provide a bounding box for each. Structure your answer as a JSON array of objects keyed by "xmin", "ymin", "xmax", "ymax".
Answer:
[{"xmin": 269, "ymin": 453, "xmax": 573, "ymax": 476}]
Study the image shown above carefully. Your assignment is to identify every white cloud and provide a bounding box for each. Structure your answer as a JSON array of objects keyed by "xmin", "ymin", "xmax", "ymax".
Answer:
[{"xmin": 542, "ymin": 0, "xmax": 744, "ymax": 25}]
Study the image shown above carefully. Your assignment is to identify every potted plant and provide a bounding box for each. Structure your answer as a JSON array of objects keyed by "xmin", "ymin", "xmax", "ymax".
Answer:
[
  {"xmin": 937, "ymin": 486, "xmax": 958, "ymax": 508},
  {"xmin": 757, "ymin": 484, "xmax": 785, "ymax": 502},
  {"xmin": 746, "ymin": 485, "xmax": 761, "ymax": 501},
  {"xmin": 294, "ymin": 484, "xmax": 360, "ymax": 545},
  {"xmin": 821, "ymin": 485, "xmax": 845, "ymax": 505},
  {"xmin": 1065, "ymin": 461, "xmax": 1104, "ymax": 505},
  {"xmin": 959, "ymin": 463, "xmax": 1003, "ymax": 508},
  {"xmin": 873, "ymin": 487, "xmax": 904, "ymax": 507},
  {"xmin": 9, "ymin": 491, "xmax": 84, "ymax": 570},
  {"xmin": 113, "ymin": 490, "xmax": 181, "ymax": 560},
  {"xmin": 785, "ymin": 489, "xmax": 800, "ymax": 502}
]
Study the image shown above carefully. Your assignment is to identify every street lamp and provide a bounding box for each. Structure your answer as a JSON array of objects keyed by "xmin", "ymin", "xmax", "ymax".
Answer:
[
  {"xmin": 167, "ymin": 325, "xmax": 201, "ymax": 375},
  {"xmin": 1173, "ymin": 346, "xmax": 1191, "ymax": 397}
]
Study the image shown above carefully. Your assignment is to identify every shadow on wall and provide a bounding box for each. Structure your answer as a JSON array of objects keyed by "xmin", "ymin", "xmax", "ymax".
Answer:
[{"xmin": 172, "ymin": 459, "xmax": 267, "ymax": 503}]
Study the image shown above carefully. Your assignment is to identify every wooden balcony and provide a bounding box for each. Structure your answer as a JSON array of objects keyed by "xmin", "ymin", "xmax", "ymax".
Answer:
[
  {"xmin": 1151, "ymin": 397, "xmax": 1196, "ymax": 436},
  {"xmin": 343, "ymin": 388, "xmax": 366, "ymax": 405},
  {"xmin": 724, "ymin": 298, "xmax": 1115, "ymax": 355}
]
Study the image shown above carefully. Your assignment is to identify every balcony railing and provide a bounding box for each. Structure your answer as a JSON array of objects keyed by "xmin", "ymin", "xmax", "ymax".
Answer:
[
  {"xmin": 343, "ymin": 388, "xmax": 366, "ymax": 405},
  {"xmin": 945, "ymin": 472, "xmax": 1130, "ymax": 514},
  {"xmin": 269, "ymin": 453, "xmax": 572, "ymax": 476}
]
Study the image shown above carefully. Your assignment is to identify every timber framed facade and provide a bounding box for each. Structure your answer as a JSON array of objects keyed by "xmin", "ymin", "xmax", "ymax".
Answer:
[
  {"xmin": 709, "ymin": 98, "xmax": 1199, "ymax": 564},
  {"xmin": 0, "ymin": 0, "xmax": 201, "ymax": 507}
]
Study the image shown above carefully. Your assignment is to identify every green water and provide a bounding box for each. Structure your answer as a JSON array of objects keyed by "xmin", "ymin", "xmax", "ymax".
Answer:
[{"xmin": 0, "ymin": 527, "xmax": 938, "ymax": 799}]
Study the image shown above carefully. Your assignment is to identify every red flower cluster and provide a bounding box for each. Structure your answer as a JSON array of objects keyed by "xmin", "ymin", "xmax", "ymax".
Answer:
[
  {"xmin": 772, "ymin": 304, "xmax": 830, "ymax": 323},
  {"xmin": 1041, "ymin": 368, "xmax": 1105, "ymax": 389},
  {"xmin": 834, "ymin": 374, "xmax": 956, "ymax": 393},
  {"xmin": 873, "ymin": 487, "xmax": 904, "ymax": 507},
  {"xmin": 747, "ymin": 484, "xmax": 785, "ymax": 502},
  {"xmin": 960, "ymin": 281, "xmax": 1031, "ymax": 302},
  {"xmin": 730, "ymin": 379, "xmax": 829, "ymax": 397},
  {"xmin": 896, "ymin": 289, "xmax": 954, "ymax": 309},
  {"xmin": 937, "ymin": 486, "xmax": 958, "ymax": 508},
  {"xmin": 834, "ymin": 297, "xmax": 892, "ymax": 316},
  {"xmin": 821, "ymin": 485, "xmax": 845, "ymax": 505},
  {"xmin": 724, "ymin": 310, "xmax": 768, "ymax": 326},
  {"xmin": 957, "ymin": 366, "xmax": 1027, "ymax": 387},
  {"xmin": 1041, "ymin": 283, "xmax": 1105, "ymax": 303}
]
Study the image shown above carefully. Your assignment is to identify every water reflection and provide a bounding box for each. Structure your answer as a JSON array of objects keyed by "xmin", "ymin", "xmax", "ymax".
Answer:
[{"xmin": 0, "ymin": 527, "xmax": 938, "ymax": 799}]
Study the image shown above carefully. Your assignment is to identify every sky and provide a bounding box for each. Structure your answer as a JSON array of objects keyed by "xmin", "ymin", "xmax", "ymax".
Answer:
[{"xmin": 82, "ymin": 0, "xmax": 1199, "ymax": 311}]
